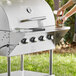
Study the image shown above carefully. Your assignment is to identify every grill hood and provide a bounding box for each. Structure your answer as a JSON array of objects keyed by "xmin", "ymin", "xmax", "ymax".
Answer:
[{"xmin": 0, "ymin": 0, "xmax": 55, "ymax": 31}]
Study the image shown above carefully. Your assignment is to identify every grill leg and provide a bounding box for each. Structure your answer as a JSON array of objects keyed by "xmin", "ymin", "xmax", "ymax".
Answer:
[
  {"xmin": 49, "ymin": 50, "xmax": 53, "ymax": 75},
  {"xmin": 49, "ymin": 50, "xmax": 55, "ymax": 76},
  {"xmin": 7, "ymin": 57, "xmax": 11, "ymax": 76},
  {"xmin": 21, "ymin": 55, "xmax": 24, "ymax": 71}
]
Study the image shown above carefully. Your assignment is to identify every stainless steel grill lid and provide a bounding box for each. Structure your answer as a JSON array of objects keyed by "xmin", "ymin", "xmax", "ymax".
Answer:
[{"xmin": 0, "ymin": 0, "xmax": 55, "ymax": 31}]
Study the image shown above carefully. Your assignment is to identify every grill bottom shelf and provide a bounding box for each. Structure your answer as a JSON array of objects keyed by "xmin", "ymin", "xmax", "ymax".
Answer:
[{"xmin": 0, "ymin": 71, "xmax": 55, "ymax": 76}]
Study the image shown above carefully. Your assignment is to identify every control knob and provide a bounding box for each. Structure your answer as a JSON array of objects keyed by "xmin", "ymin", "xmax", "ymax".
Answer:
[
  {"xmin": 38, "ymin": 36, "xmax": 46, "ymax": 41},
  {"xmin": 47, "ymin": 35, "xmax": 52, "ymax": 40},
  {"xmin": 21, "ymin": 38, "xmax": 28, "ymax": 44},
  {"xmin": 30, "ymin": 37, "xmax": 37, "ymax": 42}
]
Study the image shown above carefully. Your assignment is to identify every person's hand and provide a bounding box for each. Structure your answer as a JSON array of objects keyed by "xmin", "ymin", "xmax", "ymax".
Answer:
[
  {"xmin": 57, "ymin": 8, "xmax": 65, "ymax": 16},
  {"xmin": 56, "ymin": 18, "xmax": 63, "ymax": 28},
  {"xmin": 57, "ymin": 16, "xmax": 67, "ymax": 23},
  {"xmin": 56, "ymin": 16, "xmax": 67, "ymax": 27}
]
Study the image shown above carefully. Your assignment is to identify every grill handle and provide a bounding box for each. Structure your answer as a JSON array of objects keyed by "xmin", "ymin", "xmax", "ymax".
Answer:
[{"xmin": 20, "ymin": 16, "xmax": 46, "ymax": 23}]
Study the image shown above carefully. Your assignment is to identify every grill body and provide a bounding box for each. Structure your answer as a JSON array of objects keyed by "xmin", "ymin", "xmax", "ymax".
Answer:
[
  {"xmin": 0, "ymin": 0, "xmax": 70, "ymax": 76},
  {"xmin": 0, "ymin": 0, "xmax": 56, "ymax": 57},
  {"xmin": 0, "ymin": 0, "xmax": 70, "ymax": 57}
]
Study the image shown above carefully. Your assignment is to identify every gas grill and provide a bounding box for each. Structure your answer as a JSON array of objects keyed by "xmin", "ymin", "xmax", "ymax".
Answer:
[{"xmin": 0, "ymin": 0, "xmax": 70, "ymax": 76}]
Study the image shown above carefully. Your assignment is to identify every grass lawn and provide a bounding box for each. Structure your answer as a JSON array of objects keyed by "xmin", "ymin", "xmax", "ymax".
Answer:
[{"xmin": 0, "ymin": 53, "xmax": 76, "ymax": 76}]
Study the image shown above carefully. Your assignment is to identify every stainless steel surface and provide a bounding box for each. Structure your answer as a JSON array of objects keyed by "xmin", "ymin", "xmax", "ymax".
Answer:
[
  {"xmin": 21, "ymin": 55, "xmax": 24, "ymax": 71},
  {"xmin": 49, "ymin": 50, "xmax": 53, "ymax": 75},
  {"xmin": 0, "ymin": 0, "xmax": 70, "ymax": 76},
  {"xmin": 0, "ymin": 7, "xmax": 9, "ymax": 31},
  {"xmin": 54, "ymin": 29, "xmax": 69, "ymax": 45},
  {"xmin": 0, "ymin": 26, "xmax": 70, "ymax": 57},
  {"xmin": 0, "ymin": 71, "xmax": 55, "ymax": 76},
  {"xmin": 7, "ymin": 57, "xmax": 11, "ymax": 76},
  {"xmin": 0, "ymin": 0, "xmax": 55, "ymax": 30}
]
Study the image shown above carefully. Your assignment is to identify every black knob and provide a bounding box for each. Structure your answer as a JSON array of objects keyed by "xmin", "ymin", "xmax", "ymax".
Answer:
[
  {"xmin": 38, "ymin": 36, "xmax": 44, "ymax": 41},
  {"xmin": 30, "ymin": 37, "xmax": 36, "ymax": 42},
  {"xmin": 21, "ymin": 38, "xmax": 27, "ymax": 44},
  {"xmin": 47, "ymin": 35, "xmax": 51, "ymax": 40}
]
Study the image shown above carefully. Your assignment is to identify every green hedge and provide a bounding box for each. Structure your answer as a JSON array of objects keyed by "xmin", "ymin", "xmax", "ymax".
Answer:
[{"xmin": 46, "ymin": 0, "xmax": 54, "ymax": 10}]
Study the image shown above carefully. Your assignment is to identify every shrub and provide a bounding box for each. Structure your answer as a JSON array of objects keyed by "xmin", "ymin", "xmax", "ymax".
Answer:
[{"xmin": 46, "ymin": 0, "xmax": 54, "ymax": 10}]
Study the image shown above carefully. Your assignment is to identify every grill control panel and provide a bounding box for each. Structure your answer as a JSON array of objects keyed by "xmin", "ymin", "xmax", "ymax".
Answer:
[
  {"xmin": 10, "ymin": 32, "xmax": 55, "ymax": 56},
  {"xmin": 20, "ymin": 32, "xmax": 54, "ymax": 44}
]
